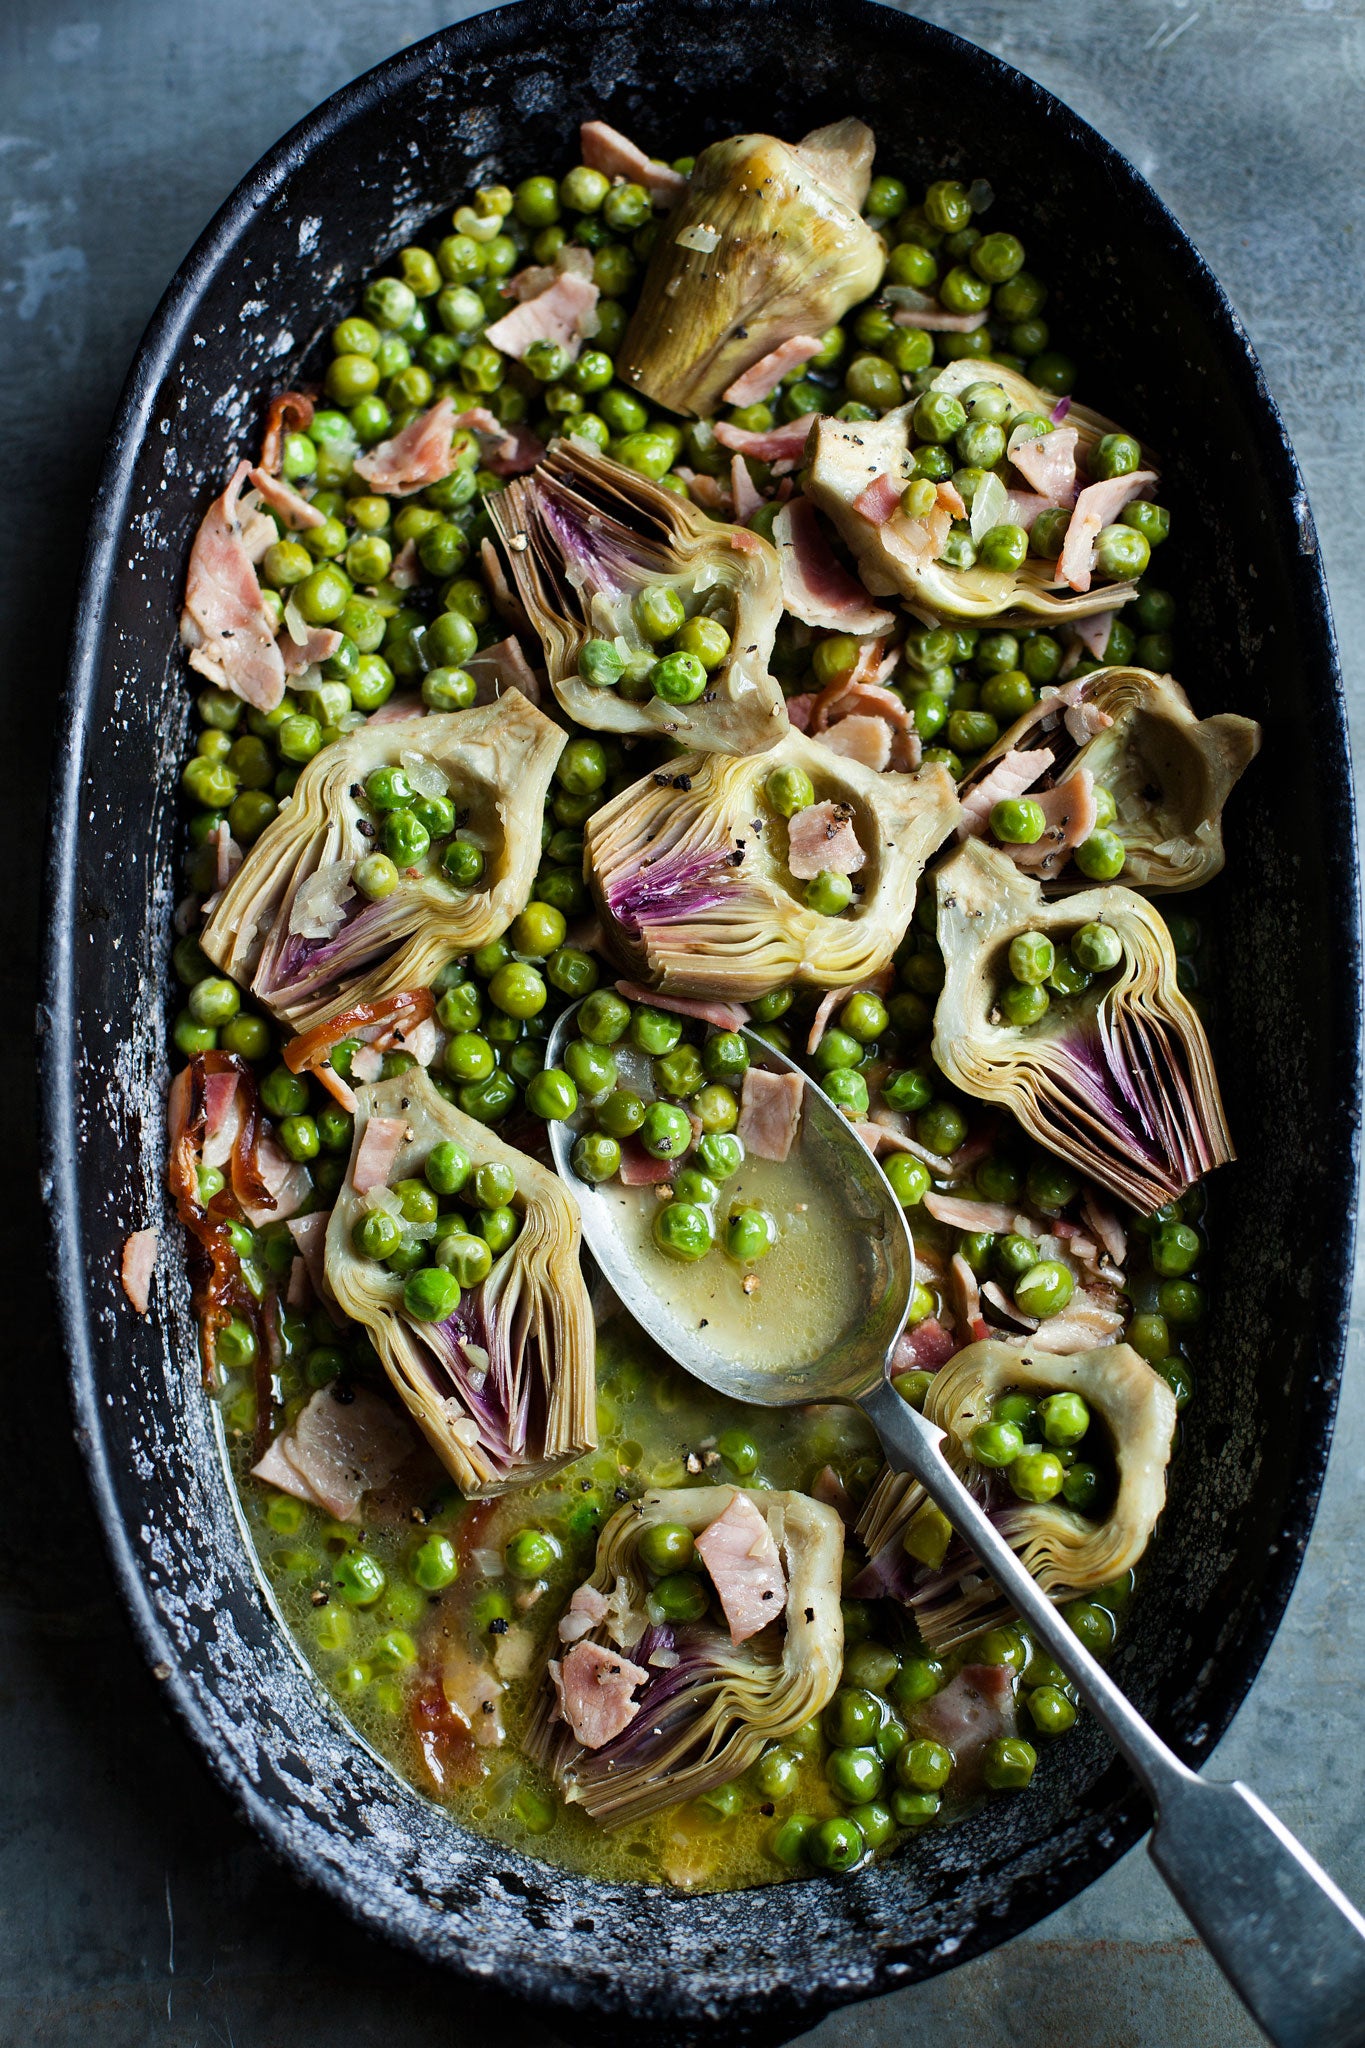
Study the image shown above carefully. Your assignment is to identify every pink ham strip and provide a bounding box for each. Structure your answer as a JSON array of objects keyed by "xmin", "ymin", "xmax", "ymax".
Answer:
[
  {"xmin": 579, "ymin": 119, "xmax": 687, "ymax": 205},
  {"xmin": 351, "ymin": 1115, "xmax": 408, "ymax": 1193},
  {"xmin": 1073, "ymin": 611, "xmax": 1114, "ymax": 660},
  {"xmin": 552, "ymin": 1638, "xmax": 650, "ymax": 1748},
  {"xmin": 957, "ymin": 747, "xmax": 1054, "ymax": 839},
  {"xmin": 120, "ymin": 1229, "xmax": 158, "ymax": 1314},
  {"xmin": 694, "ymin": 1492, "xmax": 787, "ymax": 1645},
  {"xmin": 737, "ymin": 1067, "xmax": 804, "ymax": 1162},
  {"xmin": 784, "ymin": 691, "xmax": 816, "ymax": 733},
  {"xmin": 280, "ymin": 625, "xmax": 342, "ymax": 676},
  {"xmin": 179, "ymin": 459, "xmax": 287, "ymax": 711},
  {"xmin": 353, "ymin": 398, "xmax": 458, "ymax": 495},
  {"xmin": 1081, "ymin": 1186, "xmax": 1128, "ymax": 1270},
  {"xmin": 615, "ymin": 981, "xmax": 748, "ymax": 1030},
  {"xmin": 617, "ymin": 1138, "xmax": 674, "ymax": 1186},
  {"xmin": 890, "ymin": 1317, "xmax": 958, "ymax": 1370},
  {"xmin": 814, "ymin": 715, "xmax": 889, "ymax": 770},
  {"xmin": 923, "ymin": 1192, "xmax": 1019, "ymax": 1233},
  {"xmin": 287, "ymin": 1211, "xmax": 331, "ymax": 1302},
  {"xmin": 892, "ymin": 305, "xmax": 988, "ymax": 333},
  {"xmin": 1011, "ymin": 765, "xmax": 1097, "ymax": 873},
  {"xmin": 772, "ymin": 494, "xmax": 895, "ymax": 634},
  {"xmin": 1059, "ymin": 470, "xmax": 1158, "ymax": 593},
  {"xmin": 485, "ymin": 270, "xmax": 599, "ymax": 363},
  {"xmin": 286, "ymin": 1256, "xmax": 311, "ymax": 1309},
  {"xmin": 558, "ymin": 1582, "xmax": 611, "ymax": 1645},
  {"xmin": 722, "ymin": 335, "xmax": 823, "ymax": 408},
  {"xmin": 388, "ymin": 539, "xmax": 421, "ymax": 591},
  {"xmin": 786, "ymin": 799, "xmax": 866, "ymax": 880},
  {"xmin": 730, "ymin": 454, "xmax": 764, "ymax": 522},
  {"xmin": 713, "ymin": 414, "xmax": 816, "ymax": 463},
  {"xmin": 242, "ymin": 1130, "xmax": 312, "ymax": 1227},
  {"xmin": 465, "ymin": 635, "xmax": 543, "ymax": 707},
  {"xmin": 366, "ymin": 691, "xmax": 424, "ymax": 724},
  {"xmin": 1005, "ymin": 488, "xmax": 1052, "ymax": 531},
  {"xmin": 251, "ymin": 1385, "xmax": 413, "ymax": 1521},
  {"xmin": 247, "ymin": 466, "xmax": 323, "ymax": 530},
  {"xmin": 1010, "ymin": 426, "xmax": 1079, "ymax": 506},
  {"xmin": 675, "ymin": 466, "xmax": 730, "ymax": 512},
  {"xmin": 852, "ymin": 472, "xmax": 903, "ymax": 524}
]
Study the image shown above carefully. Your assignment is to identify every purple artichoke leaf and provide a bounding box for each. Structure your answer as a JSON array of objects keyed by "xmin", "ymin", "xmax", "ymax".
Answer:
[{"xmin": 605, "ymin": 842, "xmax": 739, "ymax": 933}]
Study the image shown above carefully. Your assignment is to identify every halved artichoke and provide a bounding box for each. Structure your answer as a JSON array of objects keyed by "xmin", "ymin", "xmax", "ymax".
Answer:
[
  {"xmin": 856, "ymin": 1339, "xmax": 1176, "ymax": 1650},
  {"xmin": 933, "ymin": 837, "xmax": 1233, "ymax": 1210},
  {"xmin": 200, "ymin": 695, "xmax": 564, "ymax": 1028},
  {"xmin": 961, "ymin": 667, "xmax": 1261, "ymax": 893},
  {"xmin": 487, "ymin": 441, "xmax": 786, "ymax": 754},
  {"xmin": 804, "ymin": 358, "xmax": 1148, "ymax": 625},
  {"xmin": 616, "ymin": 120, "xmax": 885, "ymax": 418},
  {"xmin": 524, "ymin": 1485, "xmax": 843, "ymax": 1825},
  {"xmin": 325, "ymin": 1069, "xmax": 595, "ymax": 1496},
  {"xmin": 586, "ymin": 731, "xmax": 961, "ymax": 1000}
]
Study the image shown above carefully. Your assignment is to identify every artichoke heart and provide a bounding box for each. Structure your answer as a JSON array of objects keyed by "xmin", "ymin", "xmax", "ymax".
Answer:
[
  {"xmin": 525, "ymin": 1486, "xmax": 843, "ymax": 1825},
  {"xmin": 200, "ymin": 694, "xmax": 564, "ymax": 1028},
  {"xmin": 933, "ymin": 837, "xmax": 1233, "ymax": 1210},
  {"xmin": 488, "ymin": 440, "xmax": 786, "ymax": 754},
  {"xmin": 586, "ymin": 731, "xmax": 961, "ymax": 1001},
  {"xmin": 325, "ymin": 1070, "xmax": 595, "ymax": 1497},
  {"xmin": 805, "ymin": 358, "xmax": 1151, "ymax": 625},
  {"xmin": 961, "ymin": 667, "xmax": 1261, "ymax": 894},
  {"xmin": 856, "ymin": 1340, "xmax": 1176, "ymax": 1650},
  {"xmin": 617, "ymin": 120, "xmax": 885, "ymax": 418}
]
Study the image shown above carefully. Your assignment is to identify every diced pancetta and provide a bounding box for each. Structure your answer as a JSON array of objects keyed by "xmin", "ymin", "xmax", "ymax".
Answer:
[
  {"xmin": 1065, "ymin": 697, "xmax": 1115, "ymax": 746},
  {"xmin": 786, "ymin": 799, "xmax": 866, "ymax": 879},
  {"xmin": 957, "ymin": 747, "xmax": 1053, "ymax": 839},
  {"xmin": 948, "ymin": 1252, "xmax": 985, "ymax": 1340},
  {"xmin": 353, "ymin": 398, "xmax": 459, "ymax": 495},
  {"xmin": 784, "ymin": 691, "xmax": 815, "ymax": 732},
  {"xmin": 1010, "ymin": 765, "xmax": 1098, "ymax": 874},
  {"xmin": 922, "ymin": 1192, "xmax": 1019, "ymax": 1234},
  {"xmin": 246, "ymin": 466, "xmax": 323, "ymax": 530},
  {"xmin": 241, "ymin": 1128, "xmax": 312, "ymax": 1226},
  {"xmin": 722, "ymin": 335, "xmax": 823, "ymax": 408},
  {"xmin": 1059, "ymin": 470, "xmax": 1158, "ymax": 593},
  {"xmin": 737, "ymin": 1067, "xmax": 804, "ymax": 1162},
  {"xmin": 1004, "ymin": 488, "xmax": 1052, "ymax": 531},
  {"xmin": 120, "ymin": 1229, "xmax": 158, "ymax": 1314},
  {"xmin": 694, "ymin": 1491, "xmax": 787, "ymax": 1645},
  {"xmin": 388, "ymin": 538, "xmax": 421, "ymax": 591},
  {"xmin": 814, "ymin": 713, "xmax": 891, "ymax": 770},
  {"xmin": 558, "ymin": 1581, "xmax": 611, "ymax": 1645},
  {"xmin": 552, "ymin": 1637, "xmax": 650, "ymax": 1748},
  {"xmin": 200, "ymin": 1070, "xmax": 242, "ymax": 1167},
  {"xmin": 713, "ymin": 414, "xmax": 817, "ymax": 464},
  {"xmin": 1081, "ymin": 1186, "xmax": 1128, "ymax": 1270},
  {"xmin": 890, "ymin": 1317, "xmax": 958, "ymax": 1372},
  {"xmin": 852, "ymin": 472, "xmax": 904, "ymax": 525},
  {"xmin": 179, "ymin": 460, "xmax": 287, "ymax": 711},
  {"xmin": 279, "ymin": 625, "xmax": 343, "ymax": 676},
  {"xmin": 349, "ymin": 1045, "xmax": 384, "ymax": 1084},
  {"xmin": 614, "ymin": 981, "xmax": 748, "ymax": 1030},
  {"xmin": 287, "ymin": 1210, "xmax": 331, "ymax": 1302},
  {"xmin": 772, "ymin": 495, "xmax": 895, "ymax": 633},
  {"xmin": 1010, "ymin": 426, "xmax": 1079, "ymax": 506},
  {"xmin": 675, "ymin": 466, "xmax": 730, "ymax": 513},
  {"xmin": 1026, "ymin": 1295, "xmax": 1127, "ymax": 1353},
  {"xmin": 465, "ymin": 634, "xmax": 544, "ymax": 707},
  {"xmin": 251, "ymin": 1383, "xmax": 414, "ymax": 1520},
  {"xmin": 617, "ymin": 1138, "xmax": 675, "ymax": 1186},
  {"xmin": 485, "ymin": 270, "xmax": 600, "ymax": 364},
  {"xmin": 350, "ymin": 1114, "xmax": 408, "ymax": 1193},
  {"xmin": 730, "ymin": 453, "xmax": 765, "ymax": 521},
  {"xmin": 579, "ymin": 119, "xmax": 687, "ymax": 205},
  {"xmin": 444, "ymin": 1643, "xmax": 507, "ymax": 1747}
]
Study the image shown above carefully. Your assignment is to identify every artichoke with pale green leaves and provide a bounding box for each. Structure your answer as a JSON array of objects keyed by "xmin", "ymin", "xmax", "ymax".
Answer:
[
  {"xmin": 617, "ymin": 120, "xmax": 886, "ymax": 419},
  {"xmin": 325, "ymin": 1070, "xmax": 595, "ymax": 1497},
  {"xmin": 587, "ymin": 730, "xmax": 961, "ymax": 1000},
  {"xmin": 525, "ymin": 1485, "xmax": 843, "ymax": 1825},
  {"xmin": 933, "ymin": 837, "xmax": 1233, "ymax": 1210},
  {"xmin": 200, "ymin": 694, "xmax": 564, "ymax": 1028},
  {"xmin": 488, "ymin": 440, "xmax": 787, "ymax": 755},
  {"xmin": 856, "ymin": 1340, "xmax": 1176, "ymax": 1651}
]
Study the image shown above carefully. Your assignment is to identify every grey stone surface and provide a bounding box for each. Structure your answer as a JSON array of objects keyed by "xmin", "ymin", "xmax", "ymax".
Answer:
[{"xmin": 3, "ymin": 1, "xmax": 1361, "ymax": 2043}]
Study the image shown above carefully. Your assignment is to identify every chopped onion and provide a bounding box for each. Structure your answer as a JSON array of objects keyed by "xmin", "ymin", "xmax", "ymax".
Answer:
[
  {"xmin": 399, "ymin": 749, "xmax": 450, "ymax": 801},
  {"xmin": 283, "ymin": 596, "xmax": 310, "ymax": 646},
  {"xmin": 969, "ymin": 470, "xmax": 1008, "ymax": 544},
  {"xmin": 1007, "ymin": 418, "xmax": 1050, "ymax": 458},
  {"xmin": 675, "ymin": 222, "xmax": 720, "ymax": 253},
  {"xmin": 967, "ymin": 178, "xmax": 995, "ymax": 214},
  {"xmin": 287, "ymin": 859, "xmax": 355, "ymax": 940},
  {"xmin": 883, "ymin": 284, "xmax": 937, "ymax": 313},
  {"xmin": 472, "ymin": 1546, "xmax": 502, "ymax": 1576}
]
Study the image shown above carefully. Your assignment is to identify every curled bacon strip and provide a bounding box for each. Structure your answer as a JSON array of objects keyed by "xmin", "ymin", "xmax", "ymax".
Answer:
[
  {"xmin": 167, "ymin": 1052, "xmax": 277, "ymax": 1386},
  {"xmin": 282, "ymin": 989, "xmax": 437, "ymax": 1110},
  {"xmin": 258, "ymin": 390, "xmax": 316, "ymax": 475}
]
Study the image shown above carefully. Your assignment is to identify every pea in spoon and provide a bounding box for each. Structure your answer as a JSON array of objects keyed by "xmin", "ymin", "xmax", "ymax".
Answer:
[{"xmin": 544, "ymin": 1002, "xmax": 1365, "ymax": 2048}]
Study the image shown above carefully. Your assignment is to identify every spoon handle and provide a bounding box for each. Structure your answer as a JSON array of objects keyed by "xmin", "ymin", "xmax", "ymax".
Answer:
[{"xmin": 861, "ymin": 1379, "xmax": 1365, "ymax": 2047}]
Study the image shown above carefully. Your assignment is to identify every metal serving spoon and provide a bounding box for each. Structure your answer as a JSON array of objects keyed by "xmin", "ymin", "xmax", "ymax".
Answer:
[{"xmin": 544, "ymin": 1005, "xmax": 1365, "ymax": 2047}]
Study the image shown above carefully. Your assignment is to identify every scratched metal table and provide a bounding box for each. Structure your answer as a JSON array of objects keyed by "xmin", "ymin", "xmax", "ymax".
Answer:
[{"xmin": 6, "ymin": 2, "xmax": 1363, "ymax": 2042}]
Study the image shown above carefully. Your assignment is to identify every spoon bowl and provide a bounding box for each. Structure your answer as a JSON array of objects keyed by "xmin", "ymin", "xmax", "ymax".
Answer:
[{"xmin": 543, "ymin": 1000, "xmax": 913, "ymax": 1406}]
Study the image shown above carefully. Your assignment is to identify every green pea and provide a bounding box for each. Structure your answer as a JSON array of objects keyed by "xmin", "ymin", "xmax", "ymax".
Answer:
[
  {"xmin": 717, "ymin": 1426, "xmax": 760, "ymax": 1477},
  {"xmin": 766, "ymin": 764, "xmax": 815, "ymax": 819},
  {"xmin": 488, "ymin": 962, "xmax": 546, "ymax": 1019},
  {"xmin": 334, "ymin": 1549, "xmax": 387, "ymax": 1607},
  {"xmin": 1073, "ymin": 830, "xmax": 1126, "ymax": 881},
  {"xmin": 838, "ymin": 991, "xmax": 888, "ymax": 1043},
  {"xmin": 469, "ymin": 1162, "xmax": 515, "ymax": 1210},
  {"xmin": 1014, "ymin": 1259, "xmax": 1074, "ymax": 1319},
  {"xmin": 523, "ymin": 1067, "xmax": 576, "ymax": 1121},
  {"xmin": 1027, "ymin": 1684, "xmax": 1078, "ymax": 1737},
  {"xmin": 896, "ymin": 1738, "xmax": 952, "ymax": 1792},
  {"xmin": 652, "ymin": 1200, "xmax": 712, "ymax": 1261},
  {"xmin": 1029, "ymin": 507, "xmax": 1072, "ymax": 559},
  {"xmin": 435, "ymin": 1232, "xmax": 493, "ymax": 1287},
  {"xmin": 824, "ymin": 1686, "xmax": 883, "ymax": 1747},
  {"xmin": 598, "ymin": 1089, "xmax": 646, "ymax": 1139},
  {"xmin": 804, "ymin": 870, "xmax": 853, "ymax": 917},
  {"xmin": 1041, "ymin": 1391, "xmax": 1091, "ymax": 1446},
  {"xmin": 696, "ymin": 1131, "xmax": 743, "ymax": 1181},
  {"xmin": 1093, "ymin": 433, "xmax": 1142, "ymax": 481},
  {"xmin": 406, "ymin": 1534, "xmax": 456, "ymax": 1591},
  {"xmin": 1158, "ymin": 1278, "xmax": 1205, "ymax": 1327},
  {"xmin": 882, "ymin": 1065, "xmax": 934, "ymax": 1115},
  {"xmin": 890, "ymin": 1658, "xmax": 944, "ymax": 1712},
  {"xmin": 992, "ymin": 798, "xmax": 1047, "ymax": 848},
  {"xmin": 770, "ymin": 1814, "xmax": 817, "ymax": 1866},
  {"xmin": 1061, "ymin": 925, "xmax": 1121, "ymax": 982},
  {"xmin": 917, "ymin": 1101, "xmax": 967, "ymax": 1156},
  {"xmin": 982, "ymin": 1736, "xmax": 1037, "ymax": 1790},
  {"xmin": 972, "ymin": 1419, "xmax": 1025, "ymax": 1469},
  {"xmin": 749, "ymin": 1744, "xmax": 800, "ymax": 1800},
  {"xmin": 1008, "ymin": 931, "xmax": 1055, "ymax": 986},
  {"xmin": 825, "ymin": 1746, "xmax": 883, "ymax": 1805},
  {"xmin": 912, "ymin": 389, "xmax": 967, "ymax": 444},
  {"xmin": 649, "ymin": 1570, "xmax": 710, "ymax": 1623},
  {"xmin": 1009, "ymin": 1449, "xmax": 1066, "ymax": 1503},
  {"xmin": 403, "ymin": 1267, "xmax": 462, "ymax": 1322},
  {"xmin": 1062, "ymin": 1462, "xmax": 1104, "ymax": 1511},
  {"xmin": 504, "ymin": 1527, "xmax": 561, "ymax": 1581},
  {"xmin": 726, "ymin": 1208, "xmax": 776, "ymax": 1263},
  {"xmin": 947, "ymin": 708, "xmax": 998, "ymax": 755},
  {"xmin": 891, "ymin": 1368, "xmax": 932, "ymax": 1409},
  {"xmin": 884, "ymin": 1153, "xmax": 930, "ymax": 1207}
]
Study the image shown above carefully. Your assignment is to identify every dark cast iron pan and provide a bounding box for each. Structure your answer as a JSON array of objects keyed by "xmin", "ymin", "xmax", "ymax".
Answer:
[{"xmin": 38, "ymin": 2, "xmax": 1361, "ymax": 2040}]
